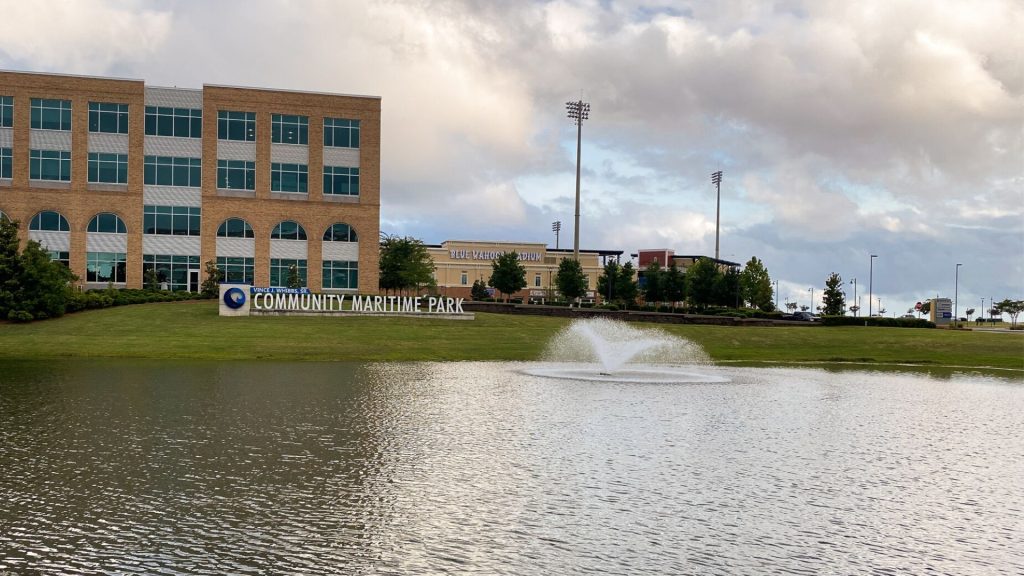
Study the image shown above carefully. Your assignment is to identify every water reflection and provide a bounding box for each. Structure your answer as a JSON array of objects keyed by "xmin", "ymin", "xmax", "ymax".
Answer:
[{"xmin": 1, "ymin": 361, "xmax": 1021, "ymax": 574}]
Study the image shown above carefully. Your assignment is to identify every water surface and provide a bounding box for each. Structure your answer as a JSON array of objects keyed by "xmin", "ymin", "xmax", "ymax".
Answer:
[{"xmin": 1, "ymin": 361, "xmax": 1021, "ymax": 574}]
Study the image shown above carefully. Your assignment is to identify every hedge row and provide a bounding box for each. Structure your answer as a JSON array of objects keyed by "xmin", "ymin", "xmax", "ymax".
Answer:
[
  {"xmin": 820, "ymin": 315, "xmax": 935, "ymax": 328},
  {"xmin": 64, "ymin": 288, "xmax": 208, "ymax": 314}
]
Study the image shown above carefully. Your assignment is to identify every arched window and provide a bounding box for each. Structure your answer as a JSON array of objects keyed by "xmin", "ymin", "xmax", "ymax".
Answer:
[
  {"xmin": 271, "ymin": 220, "xmax": 306, "ymax": 240},
  {"xmin": 217, "ymin": 217, "xmax": 254, "ymax": 238},
  {"xmin": 323, "ymin": 223, "xmax": 357, "ymax": 242},
  {"xmin": 87, "ymin": 212, "xmax": 127, "ymax": 233},
  {"xmin": 29, "ymin": 211, "xmax": 70, "ymax": 232}
]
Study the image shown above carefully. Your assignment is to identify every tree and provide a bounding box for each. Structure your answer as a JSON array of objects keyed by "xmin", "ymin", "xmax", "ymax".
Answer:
[
  {"xmin": 201, "ymin": 259, "xmax": 223, "ymax": 297},
  {"xmin": 686, "ymin": 257, "xmax": 720, "ymax": 309},
  {"xmin": 596, "ymin": 260, "xmax": 622, "ymax": 304},
  {"xmin": 144, "ymin": 267, "xmax": 160, "ymax": 291},
  {"xmin": 739, "ymin": 256, "xmax": 773, "ymax": 311},
  {"xmin": 488, "ymin": 251, "xmax": 527, "ymax": 302},
  {"xmin": 785, "ymin": 301, "xmax": 798, "ymax": 312},
  {"xmin": 919, "ymin": 300, "xmax": 932, "ymax": 315},
  {"xmin": 0, "ymin": 217, "xmax": 76, "ymax": 322},
  {"xmin": 965, "ymin": 308, "xmax": 975, "ymax": 321},
  {"xmin": 993, "ymin": 299, "xmax": 1024, "ymax": 327},
  {"xmin": 821, "ymin": 272, "xmax": 845, "ymax": 316},
  {"xmin": 714, "ymin": 266, "xmax": 741, "ymax": 307},
  {"xmin": 286, "ymin": 263, "xmax": 303, "ymax": 288},
  {"xmin": 379, "ymin": 234, "xmax": 436, "ymax": 295},
  {"xmin": 642, "ymin": 261, "xmax": 665, "ymax": 306},
  {"xmin": 663, "ymin": 262, "xmax": 686, "ymax": 310},
  {"xmin": 554, "ymin": 258, "xmax": 587, "ymax": 306},
  {"xmin": 615, "ymin": 262, "xmax": 640, "ymax": 307},
  {"xmin": 470, "ymin": 278, "xmax": 489, "ymax": 300}
]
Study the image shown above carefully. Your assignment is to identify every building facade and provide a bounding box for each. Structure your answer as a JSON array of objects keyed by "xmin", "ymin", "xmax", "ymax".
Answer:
[
  {"xmin": 0, "ymin": 70, "xmax": 380, "ymax": 292},
  {"xmin": 427, "ymin": 240, "xmax": 621, "ymax": 302}
]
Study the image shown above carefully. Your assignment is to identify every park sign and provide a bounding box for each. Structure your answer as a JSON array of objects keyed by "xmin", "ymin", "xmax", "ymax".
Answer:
[{"xmin": 219, "ymin": 285, "xmax": 472, "ymax": 319}]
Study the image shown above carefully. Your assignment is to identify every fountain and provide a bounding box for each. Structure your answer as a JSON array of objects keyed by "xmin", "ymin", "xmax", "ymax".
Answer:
[{"xmin": 522, "ymin": 317, "xmax": 730, "ymax": 383}]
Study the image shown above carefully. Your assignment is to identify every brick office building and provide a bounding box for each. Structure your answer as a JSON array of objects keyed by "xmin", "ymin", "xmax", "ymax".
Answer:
[{"xmin": 0, "ymin": 70, "xmax": 380, "ymax": 293}]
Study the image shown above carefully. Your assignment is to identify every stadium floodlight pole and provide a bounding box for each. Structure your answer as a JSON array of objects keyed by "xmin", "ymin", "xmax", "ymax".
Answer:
[
  {"xmin": 954, "ymin": 263, "xmax": 962, "ymax": 327},
  {"xmin": 552, "ymin": 221, "xmax": 561, "ymax": 250},
  {"xmin": 868, "ymin": 254, "xmax": 878, "ymax": 316},
  {"xmin": 566, "ymin": 99, "xmax": 590, "ymax": 261},
  {"xmin": 711, "ymin": 170, "xmax": 723, "ymax": 260}
]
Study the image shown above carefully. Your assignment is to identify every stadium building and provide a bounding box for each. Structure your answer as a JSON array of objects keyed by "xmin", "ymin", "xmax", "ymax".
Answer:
[
  {"xmin": 427, "ymin": 240, "xmax": 622, "ymax": 302},
  {"xmin": 0, "ymin": 70, "xmax": 380, "ymax": 292}
]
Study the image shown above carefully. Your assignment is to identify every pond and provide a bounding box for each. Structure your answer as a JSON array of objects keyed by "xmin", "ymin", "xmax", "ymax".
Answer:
[{"xmin": 1, "ymin": 360, "xmax": 1021, "ymax": 574}]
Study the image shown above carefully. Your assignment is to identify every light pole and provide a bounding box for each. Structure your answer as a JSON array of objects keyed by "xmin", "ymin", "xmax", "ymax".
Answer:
[
  {"xmin": 566, "ymin": 100, "xmax": 590, "ymax": 261},
  {"xmin": 868, "ymin": 254, "xmax": 878, "ymax": 316},
  {"xmin": 954, "ymin": 263, "xmax": 962, "ymax": 327},
  {"xmin": 711, "ymin": 170, "xmax": 723, "ymax": 260},
  {"xmin": 552, "ymin": 221, "xmax": 561, "ymax": 250},
  {"xmin": 981, "ymin": 297, "xmax": 985, "ymax": 323},
  {"xmin": 809, "ymin": 287, "xmax": 814, "ymax": 311},
  {"xmin": 774, "ymin": 279, "xmax": 779, "ymax": 310},
  {"xmin": 850, "ymin": 277, "xmax": 857, "ymax": 316}
]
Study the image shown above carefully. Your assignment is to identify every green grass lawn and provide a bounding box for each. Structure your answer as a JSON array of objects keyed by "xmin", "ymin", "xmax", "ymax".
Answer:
[{"xmin": 1, "ymin": 301, "xmax": 1021, "ymax": 371}]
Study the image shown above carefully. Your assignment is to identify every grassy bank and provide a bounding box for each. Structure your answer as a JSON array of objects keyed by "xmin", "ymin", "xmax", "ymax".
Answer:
[{"xmin": 0, "ymin": 301, "xmax": 1021, "ymax": 371}]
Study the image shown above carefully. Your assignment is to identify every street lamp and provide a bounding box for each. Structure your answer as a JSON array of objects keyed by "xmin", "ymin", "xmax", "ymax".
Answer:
[
  {"xmin": 850, "ymin": 277, "xmax": 857, "ymax": 316},
  {"xmin": 809, "ymin": 287, "xmax": 814, "ymax": 311},
  {"xmin": 954, "ymin": 263, "xmax": 962, "ymax": 327},
  {"xmin": 868, "ymin": 254, "xmax": 878, "ymax": 316},
  {"xmin": 711, "ymin": 170, "xmax": 723, "ymax": 260},
  {"xmin": 774, "ymin": 279, "xmax": 779, "ymax": 310},
  {"xmin": 552, "ymin": 221, "xmax": 561, "ymax": 250},
  {"xmin": 566, "ymin": 99, "xmax": 590, "ymax": 261}
]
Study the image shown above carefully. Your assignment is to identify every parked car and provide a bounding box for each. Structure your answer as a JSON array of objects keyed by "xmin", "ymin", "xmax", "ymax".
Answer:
[{"xmin": 783, "ymin": 311, "xmax": 820, "ymax": 322}]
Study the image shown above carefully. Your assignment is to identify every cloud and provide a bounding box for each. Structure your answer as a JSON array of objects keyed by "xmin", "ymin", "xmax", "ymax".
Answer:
[{"xmin": 0, "ymin": 0, "xmax": 171, "ymax": 73}]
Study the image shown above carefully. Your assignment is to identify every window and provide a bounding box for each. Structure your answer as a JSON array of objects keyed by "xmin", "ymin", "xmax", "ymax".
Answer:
[
  {"xmin": 29, "ymin": 211, "xmax": 70, "ymax": 231},
  {"xmin": 143, "ymin": 205, "xmax": 201, "ymax": 236},
  {"xmin": 88, "ymin": 153, "xmax": 128, "ymax": 184},
  {"xmin": 272, "ymin": 220, "xmax": 306, "ymax": 240},
  {"xmin": 323, "ymin": 223, "xmax": 357, "ymax": 242},
  {"xmin": 323, "ymin": 117, "xmax": 360, "ymax": 148},
  {"xmin": 0, "ymin": 148, "xmax": 11, "ymax": 179},
  {"xmin": 323, "ymin": 166, "xmax": 359, "ymax": 196},
  {"xmin": 217, "ymin": 159, "xmax": 255, "ymax": 190},
  {"xmin": 323, "ymin": 260, "xmax": 358, "ymax": 290},
  {"xmin": 144, "ymin": 156, "xmax": 201, "ymax": 187},
  {"xmin": 271, "ymin": 114, "xmax": 308, "ymax": 144},
  {"xmin": 0, "ymin": 96, "xmax": 11, "ymax": 128},
  {"xmin": 217, "ymin": 218, "xmax": 254, "ymax": 238},
  {"xmin": 218, "ymin": 110, "xmax": 255, "ymax": 141},
  {"xmin": 270, "ymin": 259, "xmax": 307, "ymax": 288},
  {"xmin": 145, "ymin": 107, "xmax": 202, "ymax": 138},
  {"xmin": 535, "ymin": 275, "xmax": 541, "ymax": 287},
  {"xmin": 87, "ymin": 213, "xmax": 127, "ymax": 233},
  {"xmin": 143, "ymin": 254, "xmax": 200, "ymax": 291},
  {"xmin": 461, "ymin": 273, "xmax": 468, "ymax": 285},
  {"xmin": 47, "ymin": 251, "xmax": 70, "ymax": 267},
  {"xmin": 217, "ymin": 256, "xmax": 254, "ymax": 285},
  {"xmin": 88, "ymin": 102, "xmax": 128, "ymax": 134},
  {"xmin": 271, "ymin": 162, "xmax": 307, "ymax": 193},
  {"xmin": 30, "ymin": 150, "xmax": 71, "ymax": 181},
  {"xmin": 87, "ymin": 252, "xmax": 127, "ymax": 283},
  {"xmin": 31, "ymin": 99, "xmax": 72, "ymax": 131}
]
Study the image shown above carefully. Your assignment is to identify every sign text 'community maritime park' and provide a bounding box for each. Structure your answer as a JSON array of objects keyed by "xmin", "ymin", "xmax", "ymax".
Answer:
[{"xmin": 219, "ymin": 286, "xmax": 470, "ymax": 319}]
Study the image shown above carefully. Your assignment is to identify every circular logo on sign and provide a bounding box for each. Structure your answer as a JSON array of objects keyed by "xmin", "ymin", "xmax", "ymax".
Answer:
[{"xmin": 223, "ymin": 287, "xmax": 247, "ymax": 309}]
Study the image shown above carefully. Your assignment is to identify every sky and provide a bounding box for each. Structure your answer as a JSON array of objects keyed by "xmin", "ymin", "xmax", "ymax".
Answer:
[{"xmin": 1, "ymin": 0, "xmax": 1021, "ymax": 317}]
